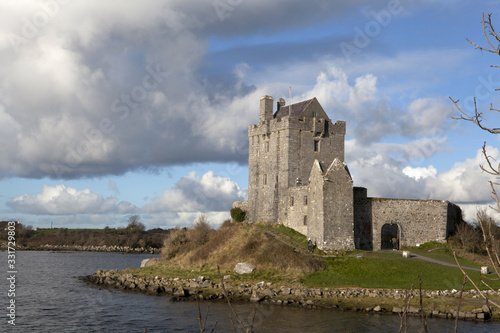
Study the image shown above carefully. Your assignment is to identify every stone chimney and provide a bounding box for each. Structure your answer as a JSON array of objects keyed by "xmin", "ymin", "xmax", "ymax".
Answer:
[
  {"xmin": 277, "ymin": 98, "xmax": 286, "ymax": 112},
  {"xmin": 260, "ymin": 95, "xmax": 273, "ymax": 122}
]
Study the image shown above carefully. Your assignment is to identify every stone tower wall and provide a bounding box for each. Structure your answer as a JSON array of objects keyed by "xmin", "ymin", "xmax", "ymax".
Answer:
[
  {"xmin": 284, "ymin": 186, "xmax": 309, "ymax": 235},
  {"xmin": 321, "ymin": 161, "xmax": 355, "ymax": 251},
  {"xmin": 247, "ymin": 121, "xmax": 280, "ymax": 223},
  {"xmin": 307, "ymin": 162, "xmax": 325, "ymax": 246}
]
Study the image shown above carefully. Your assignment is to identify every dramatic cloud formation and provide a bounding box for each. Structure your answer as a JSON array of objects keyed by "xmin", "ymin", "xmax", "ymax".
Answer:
[
  {"xmin": 0, "ymin": 0, "xmax": 396, "ymax": 180},
  {"xmin": 2, "ymin": 1, "xmax": 500, "ymax": 228},
  {"xmin": 0, "ymin": 0, "xmax": 459, "ymax": 180}
]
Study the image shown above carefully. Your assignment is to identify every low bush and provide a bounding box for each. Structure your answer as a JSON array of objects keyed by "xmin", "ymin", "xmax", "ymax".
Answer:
[{"xmin": 230, "ymin": 207, "xmax": 246, "ymax": 222}]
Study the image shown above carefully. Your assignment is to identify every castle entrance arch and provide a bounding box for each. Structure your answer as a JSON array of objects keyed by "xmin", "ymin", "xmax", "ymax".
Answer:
[{"xmin": 381, "ymin": 223, "xmax": 399, "ymax": 250}]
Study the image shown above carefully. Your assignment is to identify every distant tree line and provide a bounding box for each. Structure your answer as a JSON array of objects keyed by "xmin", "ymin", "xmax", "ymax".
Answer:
[{"xmin": 0, "ymin": 215, "xmax": 171, "ymax": 249}]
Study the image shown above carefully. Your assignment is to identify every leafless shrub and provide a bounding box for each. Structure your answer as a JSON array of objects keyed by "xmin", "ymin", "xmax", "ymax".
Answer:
[
  {"xmin": 191, "ymin": 214, "xmax": 212, "ymax": 247},
  {"xmin": 450, "ymin": 221, "xmax": 484, "ymax": 254},
  {"xmin": 161, "ymin": 228, "xmax": 189, "ymax": 260}
]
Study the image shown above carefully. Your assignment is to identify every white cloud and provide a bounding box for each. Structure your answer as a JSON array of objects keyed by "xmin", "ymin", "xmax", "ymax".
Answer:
[
  {"xmin": 348, "ymin": 141, "xmax": 499, "ymax": 218},
  {"xmin": 143, "ymin": 211, "xmax": 230, "ymax": 229},
  {"xmin": 7, "ymin": 185, "xmax": 136, "ymax": 215},
  {"xmin": 5, "ymin": 170, "xmax": 246, "ymax": 228},
  {"xmin": 143, "ymin": 170, "xmax": 247, "ymax": 213},
  {"xmin": 425, "ymin": 147, "xmax": 499, "ymax": 203},
  {"xmin": 291, "ymin": 66, "xmax": 457, "ymax": 144},
  {"xmin": 402, "ymin": 165, "xmax": 437, "ymax": 180}
]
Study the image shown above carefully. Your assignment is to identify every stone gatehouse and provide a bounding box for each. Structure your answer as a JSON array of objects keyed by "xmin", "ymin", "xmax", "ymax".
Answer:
[{"xmin": 236, "ymin": 95, "xmax": 461, "ymax": 251}]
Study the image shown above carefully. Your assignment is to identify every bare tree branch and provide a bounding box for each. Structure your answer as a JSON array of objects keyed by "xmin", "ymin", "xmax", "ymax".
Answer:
[
  {"xmin": 467, "ymin": 13, "xmax": 500, "ymax": 54},
  {"xmin": 418, "ymin": 276, "xmax": 428, "ymax": 333},
  {"xmin": 453, "ymin": 251, "xmax": 500, "ymax": 309},
  {"xmin": 454, "ymin": 275, "xmax": 467, "ymax": 333},
  {"xmin": 217, "ymin": 264, "xmax": 251, "ymax": 333}
]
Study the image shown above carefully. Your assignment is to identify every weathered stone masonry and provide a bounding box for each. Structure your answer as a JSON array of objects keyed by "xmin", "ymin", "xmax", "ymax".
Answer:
[{"xmin": 240, "ymin": 95, "xmax": 461, "ymax": 251}]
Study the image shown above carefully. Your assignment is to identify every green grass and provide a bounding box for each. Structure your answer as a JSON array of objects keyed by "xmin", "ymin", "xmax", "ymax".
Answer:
[
  {"xmin": 253, "ymin": 223, "xmax": 326, "ymax": 255},
  {"xmin": 407, "ymin": 248, "xmax": 483, "ymax": 269},
  {"xmin": 412, "ymin": 241, "xmax": 451, "ymax": 250},
  {"xmin": 300, "ymin": 252, "xmax": 499, "ymax": 290},
  {"xmin": 272, "ymin": 225, "xmax": 308, "ymax": 244}
]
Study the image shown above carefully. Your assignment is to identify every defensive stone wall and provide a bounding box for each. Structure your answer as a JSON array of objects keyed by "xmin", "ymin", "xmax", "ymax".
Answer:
[{"xmin": 370, "ymin": 198, "xmax": 451, "ymax": 250}]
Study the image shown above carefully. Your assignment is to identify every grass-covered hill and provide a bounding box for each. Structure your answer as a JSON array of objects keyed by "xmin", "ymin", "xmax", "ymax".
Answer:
[{"xmin": 159, "ymin": 219, "xmax": 324, "ymax": 279}]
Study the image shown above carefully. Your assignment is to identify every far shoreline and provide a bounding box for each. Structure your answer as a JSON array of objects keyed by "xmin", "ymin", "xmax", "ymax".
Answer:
[{"xmin": 0, "ymin": 243, "xmax": 161, "ymax": 254}]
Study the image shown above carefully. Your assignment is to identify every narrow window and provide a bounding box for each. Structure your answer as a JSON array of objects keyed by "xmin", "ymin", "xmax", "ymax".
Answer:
[
  {"xmin": 303, "ymin": 216, "xmax": 307, "ymax": 226},
  {"xmin": 265, "ymin": 141, "xmax": 270, "ymax": 153},
  {"xmin": 290, "ymin": 197, "xmax": 294, "ymax": 206},
  {"xmin": 263, "ymin": 174, "xmax": 267, "ymax": 185},
  {"xmin": 314, "ymin": 140, "xmax": 319, "ymax": 152},
  {"xmin": 304, "ymin": 196, "xmax": 308, "ymax": 205}
]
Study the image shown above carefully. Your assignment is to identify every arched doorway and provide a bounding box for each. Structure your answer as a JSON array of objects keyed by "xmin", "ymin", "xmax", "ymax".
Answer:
[{"xmin": 381, "ymin": 223, "xmax": 399, "ymax": 250}]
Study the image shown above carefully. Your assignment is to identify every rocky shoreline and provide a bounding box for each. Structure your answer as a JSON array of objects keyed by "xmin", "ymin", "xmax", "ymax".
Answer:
[
  {"xmin": 84, "ymin": 269, "xmax": 496, "ymax": 322},
  {"xmin": 0, "ymin": 243, "xmax": 160, "ymax": 254}
]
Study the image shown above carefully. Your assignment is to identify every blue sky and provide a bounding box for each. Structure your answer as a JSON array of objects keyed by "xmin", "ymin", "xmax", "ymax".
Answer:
[{"xmin": 2, "ymin": 0, "xmax": 500, "ymax": 229}]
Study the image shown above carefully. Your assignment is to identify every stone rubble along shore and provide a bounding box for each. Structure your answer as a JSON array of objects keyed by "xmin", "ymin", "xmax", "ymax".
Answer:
[
  {"xmin": 85, "ymin": 269, "xmax": 494, "ymax": 322},
  {"xmin": 1, "ymin": 243, "xmax": 160, "ymax": 254}
]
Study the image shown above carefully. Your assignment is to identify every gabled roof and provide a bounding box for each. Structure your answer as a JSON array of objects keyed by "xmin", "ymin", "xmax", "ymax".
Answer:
[
  {"xmin": 325, "ymin": 158, "xmax": 352, "ymax": 180},
  {"xmin": 274, "ymin": 98, "xmax": 314, "ymax": 120}
]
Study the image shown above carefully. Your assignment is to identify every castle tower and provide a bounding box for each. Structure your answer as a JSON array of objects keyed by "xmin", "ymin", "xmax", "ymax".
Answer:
[{"xmin": 248, "ymin": 95, "xmax": 346, "ymax": 225}]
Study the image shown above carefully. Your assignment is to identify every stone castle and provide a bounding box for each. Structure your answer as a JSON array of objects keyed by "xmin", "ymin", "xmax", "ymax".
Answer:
[{"xmin": 233, "ymin": 95, "xmax": 462, "ymax": 251}]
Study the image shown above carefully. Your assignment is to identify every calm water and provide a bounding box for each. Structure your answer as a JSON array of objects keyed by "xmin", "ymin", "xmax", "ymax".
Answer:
[{"xmin": 0, "ymin": 251, "xmax": 498, "ymax": 332}]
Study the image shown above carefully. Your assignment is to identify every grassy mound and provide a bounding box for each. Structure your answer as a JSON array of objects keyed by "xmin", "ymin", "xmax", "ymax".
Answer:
[{"xmin": 160, "ymin": 220, "xmax": 324, "ymax": 275}]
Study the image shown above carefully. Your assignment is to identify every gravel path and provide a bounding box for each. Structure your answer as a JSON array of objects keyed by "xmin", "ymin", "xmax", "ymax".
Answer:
[{"xmin": 381, "ymin": 250, "xmax": 481, "ymax": 272}]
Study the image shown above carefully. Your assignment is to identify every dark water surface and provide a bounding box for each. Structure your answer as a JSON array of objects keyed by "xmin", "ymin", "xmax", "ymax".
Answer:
[{"xmin": 1, "ymin": 251, "xmax": 499, "ymax": 332}]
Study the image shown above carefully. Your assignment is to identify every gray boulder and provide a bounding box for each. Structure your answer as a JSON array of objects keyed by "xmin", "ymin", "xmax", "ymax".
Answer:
[
  {"xmin": 234, "ymin": 263, "xmax": 256, "ymax": 274},
  {"xmin": 140, "ymin": 258, "xmax": 160, "ymax": 267}
]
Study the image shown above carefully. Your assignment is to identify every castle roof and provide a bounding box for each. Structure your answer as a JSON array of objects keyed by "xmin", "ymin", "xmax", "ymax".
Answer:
[{"xmin": 274, "ymin": 98, "xmax": 314, "ymax": 120}]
